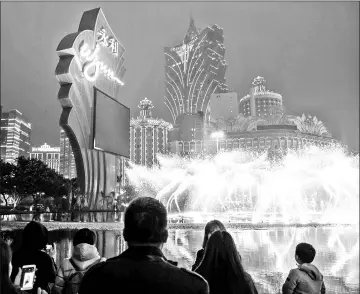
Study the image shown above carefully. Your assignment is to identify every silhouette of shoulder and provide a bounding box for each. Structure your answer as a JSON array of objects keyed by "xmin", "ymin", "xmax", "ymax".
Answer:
[
  {"xmin": 80, "ymin": 253, "xmax": 209, "ymax": 294},
  {"xmin": 181, "ymin": 267, "xmax": 207, "ymax": 281},
  {"xmin": 82, "ymin": 258, "xmax": 107, "ymax": 276},
  {"xmin": 178, "ymin": 267, "xmax": 209, "ymax": 293}
]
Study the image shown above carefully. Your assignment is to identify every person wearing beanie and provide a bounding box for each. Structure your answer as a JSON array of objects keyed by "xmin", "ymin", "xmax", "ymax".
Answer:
[
  {"xmin": 10, "ymin": 221, "xmax": 57, "ymax": 294},
  {"xmin": 52, "ymin": 228, "xmax": 106, "ymax": 294}
]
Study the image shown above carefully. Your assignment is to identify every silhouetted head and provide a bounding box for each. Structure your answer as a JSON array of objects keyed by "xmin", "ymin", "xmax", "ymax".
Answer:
[
  {"xmin": 21, "ymin": 221, "xmax": 48, "ymax": 251},
  {"xmin": 73, "ymin": 228, "xmax": 97, "ymax": 247},
  {"xmin": 196, "ymin": 231, "xmax": 251, "ymax": 294},
  {"xmin": 202, "ymin": 231, "xmax": 241, "ymax": 268},
  {"xmin": 123, "ymin": 197, "xmax": 168, "ymax": 246},
  {"xmin": 202, "ymin": 220, "xmax": 226, "ymax": 249},
  {"xmin": 295, "ymin": 243, "xmax": 316, "ymax": 264}
]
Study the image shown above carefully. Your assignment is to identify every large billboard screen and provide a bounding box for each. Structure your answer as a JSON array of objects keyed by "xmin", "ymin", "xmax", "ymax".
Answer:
[{"xmin": 93, "ymin": 89, "xmax": 130, "ymax": 158}]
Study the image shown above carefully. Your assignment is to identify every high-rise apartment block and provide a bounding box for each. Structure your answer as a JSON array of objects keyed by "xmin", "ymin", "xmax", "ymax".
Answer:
[
  {"xmin": 164, "ymin": 17, "xmax": 229, "ymax": 140},
  {"xmin": 60, "ymin": 129, "xmax": 77, "ymax": 179},
  {"xmin": 130, "ymin": 98, "xmax": 172, "ymax": 167},
  {"xmin": 29, "ymin": 143, "xmax": 60, "ymax": 172},
  {"xmin": 0, "ymin": 109, "xmax": 31, "ymax": 163}
]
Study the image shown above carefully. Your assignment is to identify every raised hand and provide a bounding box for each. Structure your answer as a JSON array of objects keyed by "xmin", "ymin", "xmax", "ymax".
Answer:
[{"xmin": 14, "ymin": 267, "xmax": 22, "ymax": 287}]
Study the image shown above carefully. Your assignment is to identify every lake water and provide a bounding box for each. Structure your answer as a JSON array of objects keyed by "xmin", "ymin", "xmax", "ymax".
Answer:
[{"xmin": 2, "ymin": 225, "xmax": 358, "ymax": 294}]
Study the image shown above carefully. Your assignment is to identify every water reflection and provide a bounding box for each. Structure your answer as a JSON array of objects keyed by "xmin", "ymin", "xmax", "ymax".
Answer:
[
  {"xmin": 2, "ymin": 226, "xmax": 358, "ymax": 294},
  {"xmin": 163, "ymin": 227, "xmax": 359, "ymax": 294}
]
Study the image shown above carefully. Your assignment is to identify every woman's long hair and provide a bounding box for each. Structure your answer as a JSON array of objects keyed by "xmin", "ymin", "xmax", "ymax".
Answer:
[
  {"xmin": 0, "ymin": 238, "xmax": 18, "ymax": 294},
  {"xmin": 196, "ymin": 231, "xmax": 252, "ymax": 294},
  {"xmin": 202, "ymin": 220, "xmax": 226, "ymax": 249}
]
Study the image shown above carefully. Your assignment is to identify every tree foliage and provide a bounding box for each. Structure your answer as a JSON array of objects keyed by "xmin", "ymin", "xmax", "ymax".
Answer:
[
  {"xmin": 0, "ymin": 159, "xmax": 19, "ymax": 206},
  {"xmin": 0, "ymin": 156, "xmax": 69, "ymax": 206}
]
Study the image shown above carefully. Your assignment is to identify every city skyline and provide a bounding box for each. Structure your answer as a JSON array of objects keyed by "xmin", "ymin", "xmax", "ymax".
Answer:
[{"xmin": 1, "ymin": 2, "xmax": 359, "ymax": 151}]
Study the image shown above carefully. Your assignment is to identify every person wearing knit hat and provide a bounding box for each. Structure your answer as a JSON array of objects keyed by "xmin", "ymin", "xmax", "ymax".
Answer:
[{"xmin": 72, "ymin": 229, "xmax": 96, "ymax": 247}]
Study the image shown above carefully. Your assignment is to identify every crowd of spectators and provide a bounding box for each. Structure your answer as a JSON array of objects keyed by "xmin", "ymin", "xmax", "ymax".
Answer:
[{"xmin": 1, "ymin": 197, "xmax": 326, "ymax": 294}]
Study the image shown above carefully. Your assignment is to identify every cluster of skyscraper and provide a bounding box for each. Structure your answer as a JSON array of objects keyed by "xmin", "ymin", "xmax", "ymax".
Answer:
[
  {"xmin": 0, "ymin": 109, "xmax": 76, "ymax": 178},
  {"xmin": 134, "ymin": 16, "xmax": 335, "ymax": 164},
  {"xmin": 1, "ymin": 16, "xmax": 336, "ymax": 173}
]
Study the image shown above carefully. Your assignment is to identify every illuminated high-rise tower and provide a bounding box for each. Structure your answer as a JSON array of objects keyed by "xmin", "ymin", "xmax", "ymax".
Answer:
[
  {"xmin": 0, "ymin": 109, "xmax": 31, "ymax": 163},
  {"xmin": 59, "ymin": 129, "xmax": 77, "ymax": 179},
  {"xmin": 164, "ymin": 17, "xmax": 228, "ymax": 135}
]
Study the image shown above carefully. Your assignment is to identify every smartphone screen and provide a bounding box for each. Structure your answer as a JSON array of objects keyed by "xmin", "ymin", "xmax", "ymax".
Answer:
[{"xmin": 20, "ymin": 265, "xmax": 36, "ymax": 290}]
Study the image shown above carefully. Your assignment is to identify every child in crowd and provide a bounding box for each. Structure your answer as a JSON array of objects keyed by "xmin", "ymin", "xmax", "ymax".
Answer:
[
  {"xmin": 52, "ymin": 228, "xmax": 106, "ymax": 294},
  {"xmin": 282, "ymin": 243, "xmax": 326, "ymax": 294}
]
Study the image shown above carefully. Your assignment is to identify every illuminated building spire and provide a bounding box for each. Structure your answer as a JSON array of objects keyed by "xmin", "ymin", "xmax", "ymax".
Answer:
[
  {"xmin": 138, "ymin": 97, "xmax": 154, "ymax": 119},
  {"xmin": 252, "ymin": 76, "xmax": 267, "ymax": 93},
  {"xmin": 184, "ymin": 14, "xmax": 200, "ymax": 44}
]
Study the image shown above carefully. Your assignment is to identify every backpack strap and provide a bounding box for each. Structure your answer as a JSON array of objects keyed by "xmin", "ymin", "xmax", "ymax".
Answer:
[
  {"xmin": 66, "ymin": 260, "xmax": 86, "ymax": 284},
  {"xmin": 69, "ymin": 258, "xmax": 80, "ymax": 272}
]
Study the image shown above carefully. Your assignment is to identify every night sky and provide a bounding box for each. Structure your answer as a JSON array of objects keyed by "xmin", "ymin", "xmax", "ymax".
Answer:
[{"xmin": 1, "ymin": 2, "xmax": 358, "ymax": 151}]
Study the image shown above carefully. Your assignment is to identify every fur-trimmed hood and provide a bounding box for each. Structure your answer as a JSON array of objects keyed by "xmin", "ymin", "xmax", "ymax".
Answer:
[{"xmin": 71, "ymin": 243, "xmax": 101, "ymax": 270}]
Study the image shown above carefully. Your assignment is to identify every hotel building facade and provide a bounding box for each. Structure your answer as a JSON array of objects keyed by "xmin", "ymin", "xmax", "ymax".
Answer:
[
  {"xmin": 29, "ymin": 143, "xmax": 60, "ymax": 173},
  {"xmin": 239, "ymin": 76, "xmax": 283, "ymax": 117},
  {"xmin": 130, "ymin": 98, "xmax": 172, "ymax": 167},
  {"xmin": 164, "ymin": 17, "xmax": 229, "ymax": 142},
  {"xmin": 0, "ymin": 109, "xmax": 31, "ymax": 163},
  {"xmin": 170, "ymin": 77, "xmax": 336, "ymax": 155}
]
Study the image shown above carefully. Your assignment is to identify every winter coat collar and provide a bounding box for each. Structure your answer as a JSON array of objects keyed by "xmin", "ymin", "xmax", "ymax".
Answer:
[
  {"xmin": 120, "ymin": 245, "xmax": 179, "ymax": 266},
  {"xmin": 121, "ymin": 245, "xmax": 165, "ymax": 259}
]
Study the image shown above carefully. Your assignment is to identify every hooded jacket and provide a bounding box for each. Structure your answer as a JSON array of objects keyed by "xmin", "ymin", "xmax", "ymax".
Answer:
[
  {"xmin": 282, "ymin": 263, "xmax": 326, "ymax": 294},
  {"xmin": 10, "ymin": 221, "xmax": 57, "ymax": 294},
  {"xmin": 52, "ymin": 243, "xmax": 105, "ymax": 294}
]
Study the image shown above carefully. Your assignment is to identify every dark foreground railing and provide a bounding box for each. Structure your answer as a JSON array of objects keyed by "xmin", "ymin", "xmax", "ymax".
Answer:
[
  {"xmin": 0, "ymin": 210, "xmax": 193, "ymax": 224},
  {"xmin": 0, "ymin": 209, "xmax": 124, "ymax": 215},
  {"xmin": 0, "ymin": 210, "xmax": 126, "ymax": 223}
]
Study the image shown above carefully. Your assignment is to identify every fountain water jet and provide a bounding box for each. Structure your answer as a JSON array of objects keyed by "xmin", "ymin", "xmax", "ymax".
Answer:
[{"xmin": 126, "ymin": 146, "xmax": 359, "ymax": 225}]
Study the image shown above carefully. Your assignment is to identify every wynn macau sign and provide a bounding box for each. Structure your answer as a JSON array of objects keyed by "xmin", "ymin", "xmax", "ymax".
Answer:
[
  {"xmin": 56, "ymin": 8, "xmax": 126, "ymax": 100},
  {"xmin": 80, "ymin": 27, "xmax": 124, "ymax": 86},
  {"xmin": 54, "ymin": 8, "xmax": 126, "ymax": 208}
]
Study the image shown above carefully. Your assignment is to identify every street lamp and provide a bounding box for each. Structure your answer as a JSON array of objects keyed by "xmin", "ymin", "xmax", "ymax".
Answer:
[{"xmin": 211, "ymin": 131, "xmax": 225, "ymax": 153}]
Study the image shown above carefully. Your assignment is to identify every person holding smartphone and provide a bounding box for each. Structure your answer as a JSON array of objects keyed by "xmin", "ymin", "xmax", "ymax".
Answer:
[
  {"xmin": 0, "ymin": 238, "xmax": 48, "ymax": 294},
  {"xmin": 10, "ymin": 221, "xmax": 57, "ymax": 294}
]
